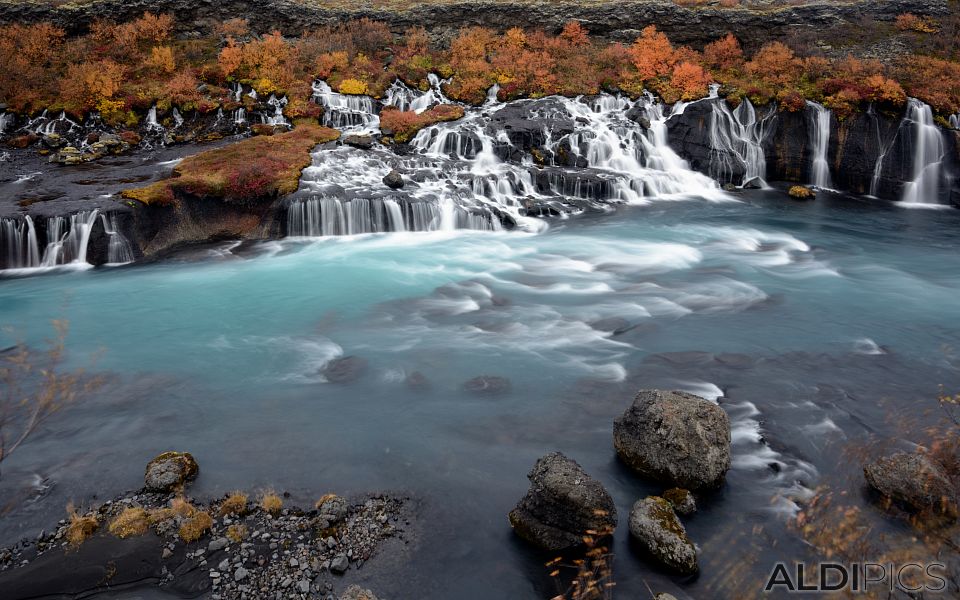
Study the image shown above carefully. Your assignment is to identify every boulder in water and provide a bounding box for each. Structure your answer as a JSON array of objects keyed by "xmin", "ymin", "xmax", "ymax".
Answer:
[
  {"xmin": 382, "ymin": 170, "xmax": 404, "ymax": 189},
  {"xmin": 344, "ymin": 134, "xmax": 374, "ymax": 150},
  {"xmin": 614, "ymin": 390, "xmax": 731, "ymax": 491},
  {"xmin": 145, "ymin": 451, "xmax": 199, "ymax": 493},
  {"xmin": 462, "ymin": 375, "xmax": 511, "ymax": 395},
  {"xmin": 863, "ymin": 451, "xmax": 956, "ymax": 517},
  {"xmin": 789, "ymin": 185, "xmax": 816, "ymax": 200},
  {"xmin": 509, "ymin": 452, "xmax": 617, "ymax": 551},
  {"xmin": 742, "ymin": 177, "xmax": 764, "ymax": 189},
  {"xmin": 629, "ymin": 496, "xmax": 698, "ymax": 575},
  {"xmin": 663, "ymin": 488, "xmax": 697, "ymax": 516},
  {"xmin": 321, "ymin": 356, "xmax": 368, "ymax": 384}
]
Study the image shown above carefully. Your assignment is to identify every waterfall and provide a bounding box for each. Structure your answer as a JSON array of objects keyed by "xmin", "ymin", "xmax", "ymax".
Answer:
[
  {"xmin": 99, "ymin": 213, "xmax": 134, "ymax": 264},
  {"xmin": 263, "ymin": 95, "xmax": 290, "ymax": 127},
  {"xmin": 901, "ymin": 98, "xmax": 946, "ymax": 205},
  {"xmin": 145, "ymin": 106, "xmax": 163, "ymax": 132},
  {"xmin": 807, "ymin": 101, "xmax": 833, "ymax": 189},
  {"xmin": 950, "ymin": 114, "xmax": 959, "ymax": 130},
  {"xmin": 0, "ymin": 112, "xmax": 10, "ymax": 133},
  {"xmin": 311, "ymin": 81, "xmax": 379, "ymax": 131},
  {"xmin": 172, "ymin": 108, "xmax": 184, "ymax": 128},
  {"xmin": 383, "ymin": 78, "xmax": 442, "ymax": 114},
  {"xmin": 1, "ymin": 216, "xmax": 41, "ymax": 270},
  {"xmin": 234, "ymin": 108, "xmax": 247, "ymax": 124},
  {"xmin": 707, "ymin": 99, "xmax": 773, "ymax": 187},
  {"xmin": 30, "ymin": 111, "xmax": 78, "ymax": 136},
  {"xmin": 41, "ymin": 210, "xmax": 99, "ymax": 267},
  {"xmin": 287, "ymin": 196, "xmax": 499, "ymax": 236}
]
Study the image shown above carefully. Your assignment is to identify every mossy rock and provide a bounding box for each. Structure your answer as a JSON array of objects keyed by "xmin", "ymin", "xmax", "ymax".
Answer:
[
  {"xmin": 788, "ymin": 185, "xmax": 816, "ymax": 200},
  {"xmin": 144, "ymin": 451, "xmax": 199, "ymax": 493},
  {"xmin": 628, "ymin": 496, "xmax": 697, "ymax": 575}
]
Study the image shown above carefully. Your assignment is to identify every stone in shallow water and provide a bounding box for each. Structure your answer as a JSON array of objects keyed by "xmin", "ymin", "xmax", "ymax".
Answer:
[
  {"xmin": 341, "ymin": 585, "xmax": 380, "ymax": 600},
  {"xmin": 343, "ymin": 134, "xmax": 374, "ymax": 149},
  {"xmin": 863, "ymin": 451, "xmax": 956, "ymax": 517},
  {"xmin": 508, "ymin": 452, "xmax": 616, "ymax": 551},
  {"xmin": 382, "ymin": 169, "xmax": 404, "ymax": 189},
  {"xmin": 614, "ymin": 389, "xmax": 731, "ymax": 491},
  {"xmin": 321, "ymin": 356, "xmax": 368, "ymax": 383},
  {"xmin": 144, "ymin": 451, "xmax": 199, "ymax": 493},
  {"xmin": 462, "ymin": 375, "xmax": 511, "ymax": 395},
  {"xmin": 629, "ymin": 496, "xmax": 698, "ymax": 575},
  {"xmin": 662, "ymin": 488, "xmax": 697, "ymax": 516}
]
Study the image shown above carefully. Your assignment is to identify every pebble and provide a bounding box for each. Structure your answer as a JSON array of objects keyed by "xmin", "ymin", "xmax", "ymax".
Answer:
[
  {"xmin": 234, "ymin": 567, "xmax": 249, "ymax": 582},
  {"xmin": 208, "ymin": 538, "xmax": 229, "ymax": 552}
]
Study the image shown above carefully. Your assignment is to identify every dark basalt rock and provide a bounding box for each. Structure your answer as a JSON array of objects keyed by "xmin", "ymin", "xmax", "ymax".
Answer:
[
  {"xmin": 144, "ymin": 451, "xmax": 199, "ymax": 492},
  {"xmin": 614, "ymin": 389, "xmax": 731, "ymax": 491},
  {"xmin": 509, "ymin": 452, "xmax": 617, "ymax": 551},
  {"xmin": 343, "ymin": 134, "xmax": 374, "ymax": 149},
  {"xmin": 863, "ymin": 451, "xmax": 957, "ymax": 517},
  {"xmin": 382, "ymin": 169, "xmax": 404, "ymax": 189},
  {"xmin": 321, "ymin": 356, "xmax": 369, "ymax": 383},
  {"xmin": 662, "ymin": 488, "xmax": 697, "ymax": 516}
]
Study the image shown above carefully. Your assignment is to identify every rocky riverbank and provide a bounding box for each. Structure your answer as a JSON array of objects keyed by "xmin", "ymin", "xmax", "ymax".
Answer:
[{"xmin": 0, "ymin": 452, "xmax": 413, "ymax": 600}]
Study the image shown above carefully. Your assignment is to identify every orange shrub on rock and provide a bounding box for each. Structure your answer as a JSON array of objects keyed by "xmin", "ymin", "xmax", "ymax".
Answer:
[{"xmin": 380, "ymin": 104, "xmax": 466, "ymax": 142}]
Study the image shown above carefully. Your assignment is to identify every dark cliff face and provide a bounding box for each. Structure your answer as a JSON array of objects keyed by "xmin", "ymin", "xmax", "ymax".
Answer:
[
  {"xmin": 0, "ymin": 0, "xmax": 948, "ymax": 48},
  {"xmin": 667, "ymin": 97, "xmax": 960, "ymax": 205}
]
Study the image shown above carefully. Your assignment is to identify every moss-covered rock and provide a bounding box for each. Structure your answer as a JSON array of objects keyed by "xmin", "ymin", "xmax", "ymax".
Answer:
[
  {"xmin": 144, "ymin": 451, "xmax": 199, "ymax": 493},
  {"xmin": 628, "ymin": 496, "xmax": 697, "ymax": 575}
]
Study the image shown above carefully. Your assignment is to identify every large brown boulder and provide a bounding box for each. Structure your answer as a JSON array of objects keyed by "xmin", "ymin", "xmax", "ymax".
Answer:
[
  {"xmin": 508, "ymin": 452, "xmax": 617, "ymax": 551},
  {"xmin": 863, "ymin": 451, "xmax": 957, "ymax": 517},
  {"xmin": 614, "ymin": 390, "xmax": 731, "ymax": 491}
]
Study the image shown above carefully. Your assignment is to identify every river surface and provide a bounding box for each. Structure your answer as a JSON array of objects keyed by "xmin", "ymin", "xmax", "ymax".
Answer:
[{"xmin": 1, "ymin": 191, "xmax": 960, "ymax": 598}]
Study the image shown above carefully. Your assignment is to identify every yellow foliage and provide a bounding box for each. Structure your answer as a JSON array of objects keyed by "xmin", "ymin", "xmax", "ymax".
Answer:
[
  {"xmin": 147, "ymin": 46, "xmax": 176, "ymax": 74},
  {"xmin": 226, "ymin": 523, "xmax": 248, "ymax": 543},
  {"xmin": 65, "ymin": 505, "xmax": 99, "ymax": 548},
  {"xmin": 338, "ymin": 78, "xmax": 369, "ymax": 95},
  {"xmin": 109, "ymin": 507, "xmax": 150, "ymax": 538},
  {"xmin": 219, "ymin": 492, "xmax": 249, "ymax": 517},
  {"xmin": 178, "ymin": 511, "xmax": 213, "ymax": 543},
  {"xmin": 260, "ymin": 491, "xmax": 283, "ymax": 515}
]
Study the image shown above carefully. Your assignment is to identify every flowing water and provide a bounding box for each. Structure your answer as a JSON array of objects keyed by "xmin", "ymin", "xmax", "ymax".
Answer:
[
  {"xmin": 1, "ymin": 85, "xmax": 959, "ymax": 598},
  {"xmin": 901, "ymin": 98, "xmax": 948, "ymax": 206},
  {"xmin": 707, "ymin": 98, "xmax": 773, "ymax": 188},
  {"xmin": 807, "ymin": 101, "xmax": 833, "ymax": 189},
  {"xmin": 1, "ymin": 192, "xmax": 959, "ymax": 598}
]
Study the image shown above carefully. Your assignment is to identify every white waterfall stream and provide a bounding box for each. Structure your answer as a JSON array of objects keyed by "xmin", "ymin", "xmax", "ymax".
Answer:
[
  {"xmin": 100, "ymin": 213, "xmax": 135, "ymax": 265},
  {"xmin": 707, "ymin": 99, "xmax": 774, "ymax": 187},
  {"xmin": 901, "ymin": 98, "xmax": 947, "ymax": 206},
  {"xmin": 1, "ymin": 216, "xmax": 40, "ymax": 269},
  {"xmin": 807, "ymin": 101, "xmax": 833, "ymax": 189}
]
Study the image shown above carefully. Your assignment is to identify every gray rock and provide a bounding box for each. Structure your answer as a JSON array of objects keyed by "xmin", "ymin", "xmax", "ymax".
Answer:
[
  {"xmin": 343, "ymin": 134, "xmax": 374, "ymax": 149},
  {"xmin": 509, "ymin": 452, "xmax": 617, "ymax": 551},
  {"xmin": 742, "ymin": 177, "xmax": 764, "ymax": 189},
  {"xmin": 321, "ymin": 356, "xmax": 368, "ymax": 383},
  {"xmin": 863, "ymin": 451, "xmax": 956, "ymax": 516},
  {"xmin": 614, "ymin": 390, "xmax": 731, "ymax": 491},
  {"xmin": 298, "ymin": 579, "xmax": 311, "ymax": 593},
  {"xmin": 316, "ymin": 495, "xmax": 348, "ymax": 524},
  {"xmin": 629, "ymin": 496, "xmax": 698, "ymax": 575},
  {"xmin": 663, "ymin": 488, "xmax": 697, "ymax": 516},
  {"xmin": 330, "ymin": 555, "xmax": 349, "ymax": 574},
  {"xmin": 340, "ymin": 585, "xmax": 380, "ymax": 600},
  {"xmin": 382, "ymin": 169, "xmax": 404, "ymax": 189},
  {"xmin": 144, "ymin": 451, "xmax": 199, "ymax": 492},
  {"xmin": 234, "ymin": 566, "xmax": 249, "ymax": 582},
  {"xmin": 208, "ymin": 538, "xmax": 228, "ymax": 552},
  {"xmin": 654, "ymin": 594, "xmax": 679, "ymax": 600}
]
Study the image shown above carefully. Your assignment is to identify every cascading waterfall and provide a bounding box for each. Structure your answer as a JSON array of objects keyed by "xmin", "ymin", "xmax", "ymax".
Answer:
[
  {"xmin": 901, "ymin": 98, "xmax": 946, "ymax": 205},
  {"xmin": 172, "ymin": 108, "xmax": 184, "ymax": 128},
  {"xmin": 28, "ymin": 111, "xmax": 78, "ymax": 136},
  {"xmin": 950, "ymin": 113, "xmax": 959, "ymax": 130},
  {"xmin": 291, "ymin": 79, "xmax": 728, "ymax": 240},
  {"xmin": 383, "ymin": 74, "xmax": 448, "ymax": 114},
  {"xmin": 263, "ymin": 95, "xmax": 290, "ymax": 127},
  {"xmin": 41, "ymin": 210, "xmax": 99, "ymax": 267},
  {"xmin": 1, "ymin": 216, "xmax": 41, "ymax": 270},
  {"xmin": 99, "ymin": 213, "xmax": 135, "ymax": 264},
  {"xmin": 707, "ymin": 99, "xmax": 773, "ymax": 187},
  {"xmin": 145, "ymin": 106, "xmax": 163, "ymax": 132},
  {"xmin": 234, "ymin": 108, "xmax": 247, "ymax": 124},
  {"xmin": 311, "ymin": 81, "xmax": 379, "ymax": 131},
  {"xmin": 807, "ymin": 101, "xmax": 833, "ymax": 189},
  {"xmin": 868, "ymin": 104, "xmax": 898, "ymax": 198},
  {"xmin": 0, "ymin": 112, "xmax": 11, "ymax": 133}
]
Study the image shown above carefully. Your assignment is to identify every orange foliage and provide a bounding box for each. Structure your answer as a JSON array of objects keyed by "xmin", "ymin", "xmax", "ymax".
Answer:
[
  {"xmin": 146, "ymin": 46, "xmax": 176, "ymax": 74},
  {"xmin": 746, "ymin": 42, "xmax": 800, "ymax": 88},
  {"xmin": 671, "ymin": 62, "xmax": 712, "ymax": 101},
  {"xmin": 703, "ymin": 33, "xmax": 744, "ymax": 73},
  {"xmin": 380, "ymin": 104, "xmax": 466, "ymax": 142},
  {"xmin": 630, "ymin": 26, "xmax": 675, "ymax": 81},
  {"xmin": 60, "ymin": 60, "xmax": 125, "ymax": 112}
]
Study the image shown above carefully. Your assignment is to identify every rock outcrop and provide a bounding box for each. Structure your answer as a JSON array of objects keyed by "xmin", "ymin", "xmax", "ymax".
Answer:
[
  {"xmin": 628, "ymin": 496, "xmax": 698, "ymax": 575},
  {"xmin": 614, "ymin": 390, "xmax": 731, "ymax": 491},
  {"xmin": 508, "ymin": 452, "xmax": 617, "ymax": 551}
]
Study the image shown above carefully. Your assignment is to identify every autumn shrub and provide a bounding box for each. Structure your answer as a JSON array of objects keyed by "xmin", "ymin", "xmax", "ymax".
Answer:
[
  {"xmin": 218, "ymin": 492, "xmax": 249, "ymax": 517},
  {"xmin": 380, "ymin": 104, "xmax": 465, "ymax": 142},
  {"xmin": 226, "ymin": 523, "xmax": 248, "ymax": 542},
  {"xmin": 178, "ymin": 511, "xmax": 213, "ymax": 542},
  {"xmin": 260, "ymin": 491, "xmax": 283, "ymax": 515},
  {"xmin": 896, "ymin": 13, "xmax": 939, "ymax": 34},
  {"xmin": 65, "ymin": 505, "xmax": 98, "ymax": 547},
  {"xmin": 109, "ymin": 507, "xmax": 150, "ymax": 538}
]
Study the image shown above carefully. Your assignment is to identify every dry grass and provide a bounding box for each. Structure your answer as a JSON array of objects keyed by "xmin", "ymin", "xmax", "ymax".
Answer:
[
  {"xmin": 547, "ymin": 512, "xmax": 615, "ymax": 600},
  {"xmin": 171, "ymin": 496, "xmax": 197, "ymax": 519},
  {"xmin": 218, "ymin": 491, "xmax": 249, "ymax": 517},
  {"xmin": 315, "ymin": 493, "xmax": 339, "ymax": 510},
  {"xmin": 178, "ymin": 511, "xmax": 213, "ymax": 543},
  {"xmin": 226, "ymin": 523, "xmax": 248, "ymax": 543},
  {"xmin": 260, "ymin": 491, "xmax": 283, "ymax": 516},
  {"xmin": 147, "ymin": 507, "xmax": 176, "ymax": 525},
  {"xmin": 65, "ymin": 505, "xmax": 99, "ymax": 547},
  {"xmin": 122, "ymin": 122, "xmax": 339, "ymax": 206},
  {"xmin": 108, "ymin": 507, "xmax": 149, "ymax": 538}
]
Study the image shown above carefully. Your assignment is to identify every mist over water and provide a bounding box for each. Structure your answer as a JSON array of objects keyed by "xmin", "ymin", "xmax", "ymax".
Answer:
[{"xmin": 1, "ymin": 190, "xmax": 959, "ymax": 598}]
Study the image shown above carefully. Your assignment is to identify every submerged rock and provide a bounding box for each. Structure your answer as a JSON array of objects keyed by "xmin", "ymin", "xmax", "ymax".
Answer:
[
  {"xmin": 382, "ymin": 169, "xmax": 404, "ymax": 189},
  {"xmin": 508, "ymin": 452, "xmax": 616, "ymax": 551},
  {"xmin": 144, "ymin": 451, "xmax": 199, "ymax": 493},
  {"xmin": 663, "ymin": 488, "xmax": 697, "ymax": 516},
  {"xmin": 863, "ymin": 451, "xmax": 957, "ymax": 517},
  {"xmin": 628, "ymin": 496, "xmax": 698, "ymax": 575},
  {"xmin": 462, "ymin": 375, "xmax": 511, "ymax": 395},
  {"xmin": 614, "ymin": 389, "xmax": 731, "ymax": 491},
  {"xmin": 341, "ymin": 586, "xmax": 380, "ymax": 600},
  {"xmin": 344, "ymin": 134, "xmax": 374, "ymax": 150},
  {"xmin": 789, "ymin": 185, "xmax": 816, "ymax": 200},
  {"xmin": 321, "ymin": 356, "xmax": 368, "ymax": 383}
]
